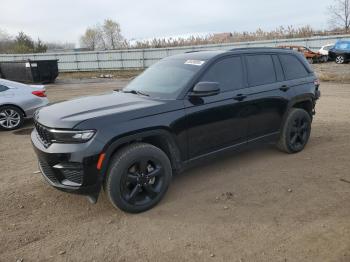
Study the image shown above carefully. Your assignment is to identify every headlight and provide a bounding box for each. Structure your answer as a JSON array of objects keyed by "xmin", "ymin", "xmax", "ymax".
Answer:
[{"xmin": 51, "ymin": 129, "xmax": 96, "ymax": 143}]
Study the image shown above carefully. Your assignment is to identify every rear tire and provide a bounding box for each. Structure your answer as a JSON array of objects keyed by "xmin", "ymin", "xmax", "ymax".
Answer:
[
  {"xmin": 0, "ymin": 105, "xmax": 24, "ymax": 131},
  {"xmin": 105, "ymin": 143, "xmax": 172, "ymax": 213},
  {"xmin": 277, "ymin": 108, "xmax": 311, "ymax": 154}
]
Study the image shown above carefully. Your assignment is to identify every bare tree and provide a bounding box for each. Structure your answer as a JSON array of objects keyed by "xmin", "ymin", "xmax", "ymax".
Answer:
[
  {"xmin": 102, "ymin": 19, "xmax": 125, "ymax": 49},
  {"xmin": 80, "ymin": 20, "xmax": 127, "ymax": 50},
  {"xmin": 80, "ymin": 26, "xmax": 102, "ymax": 50},
  {"xmin": 328, "ymin": 0, "xmax": 350, "ymax": 32}
]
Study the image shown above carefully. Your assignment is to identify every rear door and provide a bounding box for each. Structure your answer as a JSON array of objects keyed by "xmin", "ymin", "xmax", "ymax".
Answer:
[
  {"xmin": 278, "ymin": 53, "xmax": 316, "ymax": 103},
  {"xmin": 241, "ymin": 54, "xmax": 292, "ymax": 141},
  {"xmin": 184, "ymin": 56, "xmax": 249, "ymax": 159}
]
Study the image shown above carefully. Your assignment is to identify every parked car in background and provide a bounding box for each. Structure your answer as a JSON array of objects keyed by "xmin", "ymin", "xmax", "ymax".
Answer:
[
  {"xmin": 278, "ymin": 45, "xmax": 327, "ymax": 63},
  {"xmin": 319, "ymin": 44, "xmax": 334, "ymax": 56},
  {"xmin": 328, "ymin": 40, "xmax": 350, "ymax": 64},
  {"xmin": 0, "ymin": 78, "xmax": 49, "ymax": 130},
  {"xmin": 318, "ymin": 44, "xmax": 334, "ymax": 61},
  {"xmin": 31, "ymin": 48, "xmax": 320, "ymax": 213}
]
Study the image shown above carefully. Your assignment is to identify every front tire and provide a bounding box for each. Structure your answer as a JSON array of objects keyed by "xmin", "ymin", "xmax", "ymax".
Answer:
[
  {"xmin": 0, "ymin": 106, "xmax": 24, "ymax": 131},
  {"xmin": 105, "ymin": 143, "xmax": 172, "ymax": 213},
  {"xmin": 335, "ymin": 55, "xmax": 345, "ymax": 64},
  {"xmin": 277, "ymin": 108, "xmax": 311, "ymax": 154}
]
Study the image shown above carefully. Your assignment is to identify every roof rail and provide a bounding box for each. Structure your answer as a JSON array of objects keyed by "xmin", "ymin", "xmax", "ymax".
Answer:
[
  {"xmin": 228, "ymin": 47, "xmax": 280, "ymax": 51},
  {"xmin": 185, "ymin": 50, "xmax": 208, "ymax": 53}
]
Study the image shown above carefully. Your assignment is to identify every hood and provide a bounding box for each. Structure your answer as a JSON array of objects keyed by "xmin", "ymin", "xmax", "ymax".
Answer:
[{"xmin": 36, "ymin": 91, "xmax": 179, "ymax": 128}]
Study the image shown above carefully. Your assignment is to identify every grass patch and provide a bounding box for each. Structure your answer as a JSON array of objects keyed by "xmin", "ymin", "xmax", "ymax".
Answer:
[{"xmin": 317, "ymin": 72, "xmax": 350, "ymax": 83}]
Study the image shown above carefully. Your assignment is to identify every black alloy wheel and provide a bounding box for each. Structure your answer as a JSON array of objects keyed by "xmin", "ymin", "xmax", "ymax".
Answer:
[
  {"xmin": 121, "ymin": 157, "xmax": 165, "ymax": 206},
  {"xmin": 288, "ymin": 116, "xmax": 310, "ymax": 152}
]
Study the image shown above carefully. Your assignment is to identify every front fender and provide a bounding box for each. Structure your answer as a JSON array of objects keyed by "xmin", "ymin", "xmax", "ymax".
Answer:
[{"xmin": 99, "ymin": 128, "xmax": 183, "ymax": 177}]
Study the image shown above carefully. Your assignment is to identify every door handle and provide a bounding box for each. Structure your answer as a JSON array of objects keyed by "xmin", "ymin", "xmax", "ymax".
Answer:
[
  {"xmin": 279, "ymin": 85, "xmax": 290, "ymax": 92},
  {"xmin": 233, "ymin": 94, "xmax": 247, "ymax": 101}
]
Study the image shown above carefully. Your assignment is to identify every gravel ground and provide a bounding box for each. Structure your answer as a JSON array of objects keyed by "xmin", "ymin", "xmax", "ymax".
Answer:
[{"xmin": 0, "ymin": 78, "xmax": 350, "ymax": 262}]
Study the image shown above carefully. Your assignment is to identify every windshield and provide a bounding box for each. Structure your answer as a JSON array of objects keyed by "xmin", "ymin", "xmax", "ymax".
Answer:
[
  {"xmin": 335, "ymin": 41, "xmax": 350, "ymax": 50},
  {"xmin": 123, "ymin": 58, "xmax": 203, "ymax": 99}
]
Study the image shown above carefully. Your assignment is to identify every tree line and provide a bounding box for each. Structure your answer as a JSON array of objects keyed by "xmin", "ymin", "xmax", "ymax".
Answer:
[
  {"xmin": 0, "ymin": 30, "xmax": 75, "ymax": 54},
  {"xmin": 0, "ymin": 31, "xmax": 48, "ymax": 54}
]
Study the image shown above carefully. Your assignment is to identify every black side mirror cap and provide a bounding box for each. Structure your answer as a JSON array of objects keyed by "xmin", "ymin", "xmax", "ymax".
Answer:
[{"xmin": 189, "ymin": 82, "xmax": 220, "ymax": 97}]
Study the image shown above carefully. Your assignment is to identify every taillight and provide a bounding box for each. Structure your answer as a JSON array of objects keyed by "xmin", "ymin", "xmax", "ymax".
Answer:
[{"xmin": 32, "ymin": 90, "xmax": 46, "ymax": 97}]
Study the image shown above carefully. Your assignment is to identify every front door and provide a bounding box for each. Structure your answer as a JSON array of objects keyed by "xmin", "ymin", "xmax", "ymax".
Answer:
[{"xmin": 184, "ymin": 56, "xmax": 249, "ymax": 159}]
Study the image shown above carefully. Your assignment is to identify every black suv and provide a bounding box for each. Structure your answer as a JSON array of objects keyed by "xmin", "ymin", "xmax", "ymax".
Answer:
[{"xmin": 31, "ymin": 48, "xmax": 320, "ymax": 213}]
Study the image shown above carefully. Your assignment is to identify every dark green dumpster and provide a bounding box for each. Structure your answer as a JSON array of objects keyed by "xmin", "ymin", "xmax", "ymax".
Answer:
[{"xmin": 0, "ymin": 59, "xmax": 59, "ymax": 83}]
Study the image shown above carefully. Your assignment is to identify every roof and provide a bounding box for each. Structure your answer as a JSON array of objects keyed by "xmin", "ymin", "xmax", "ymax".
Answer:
[
  {"xmin": 166, "ymin": 47, "xmax": 296, "ymax": 61},
  {"xmin": 165, "ymin": 50, "xmax": 225, "ymax": 61}
]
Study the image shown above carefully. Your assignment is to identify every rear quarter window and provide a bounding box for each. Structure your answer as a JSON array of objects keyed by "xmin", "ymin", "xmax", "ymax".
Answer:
[
  {"xmin": 245, "ymin": 54, "xmax": 276, "ymax": 86},
  {"xmin": 0, "ymin": 85, "xmax": 9, "ymax": 92},
  {"xmin": 279, "ymin": 54, "xmax": 309, "ymax": 80}
]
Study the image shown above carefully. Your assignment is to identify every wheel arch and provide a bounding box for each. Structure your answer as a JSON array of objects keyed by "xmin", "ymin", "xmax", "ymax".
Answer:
[
  {"xmin": 291, "ymin": 99, "xmax": 314, "ymax": 117},
  {"xmin": 99, "ymin": 128, "xmax": 183, "ymax": 178},
  {"xmin": 280, "ymin": 96, "xmax": 314, "ymax": 130},
  {"xmin": 0, "ymin": 103, "xmax": 26, "ymax": 117}
]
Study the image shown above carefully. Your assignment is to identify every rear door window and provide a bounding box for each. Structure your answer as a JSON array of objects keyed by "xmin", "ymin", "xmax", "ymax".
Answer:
[
  {"xmin": 200, "ymin": 56, "xmax": 244, "ymax": 92},
  {"xmin": 279, "ymin": 54, "xmax": 309, "ymax": 80},
  {"xmin": 272, "ymin": 55, "xmax": 284, "ymax": 82},
  {"xmin": 245, "ymin": 54, "xmax": 276, "ymax": 86}
]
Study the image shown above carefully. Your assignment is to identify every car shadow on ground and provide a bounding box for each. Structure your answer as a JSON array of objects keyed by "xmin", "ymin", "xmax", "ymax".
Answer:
[{"xmin": 11, "ymin": 119, "xmax": 34, "ymax": 135}]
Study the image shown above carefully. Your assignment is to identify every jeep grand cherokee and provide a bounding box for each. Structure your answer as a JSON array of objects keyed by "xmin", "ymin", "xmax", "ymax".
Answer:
[{"xmin": 31, "ymin": 48, "xmax": 320, "ymax": 213}]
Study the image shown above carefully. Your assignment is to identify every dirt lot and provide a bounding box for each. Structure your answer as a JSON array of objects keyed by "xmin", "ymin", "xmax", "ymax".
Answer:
[{"xmin": 1, "ymin": 77, "xmax": 350, "ymax": 262}]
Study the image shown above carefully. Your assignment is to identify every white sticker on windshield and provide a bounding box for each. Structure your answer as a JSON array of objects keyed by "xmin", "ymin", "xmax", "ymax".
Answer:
[{"xmin": 184, "ymin": 60, "xmax": 205, "ymax": 66}]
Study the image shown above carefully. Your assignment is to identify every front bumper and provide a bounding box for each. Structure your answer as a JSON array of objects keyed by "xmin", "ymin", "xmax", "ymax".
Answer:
[{"xmin": 31, "ymin": 129, "xmax": 104, "ymax": 196}]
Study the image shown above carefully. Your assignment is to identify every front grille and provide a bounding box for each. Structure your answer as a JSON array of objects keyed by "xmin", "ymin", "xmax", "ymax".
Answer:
[
  {"xmin": 34, "ymin": 121, "xmax": 53, "ymax": 147},
  {"xmin": 39, "ymin": 159, "xmax": 59, "ymax": 184}
]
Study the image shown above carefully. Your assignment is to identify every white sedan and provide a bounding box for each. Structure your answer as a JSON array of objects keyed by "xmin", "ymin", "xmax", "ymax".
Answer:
[
  {"xmin": 318, "ymin": 44, "xmax": 334, "ymax": 59},
  {"xmin": 0, "ymin": 78, "xmax": 49, "ymax": 130}
]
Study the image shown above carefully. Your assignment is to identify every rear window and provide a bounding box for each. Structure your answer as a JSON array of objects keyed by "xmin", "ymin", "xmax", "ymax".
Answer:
[
  {"xmin": 245, "ymin": 55, "xmax": 276, "ymax": 86},
  {"xmin": 279, "ymin": 54, "xmax": 309, "ymax": 80},
  {"xmin": 200, "ymin": 56, "xmax": 244, "ymax": 92}
]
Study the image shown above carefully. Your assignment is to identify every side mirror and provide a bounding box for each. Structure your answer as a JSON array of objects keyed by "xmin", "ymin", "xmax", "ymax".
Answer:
[{"xmin": 190, "ymin": 82, "xmax": 220, "ymax": 97}]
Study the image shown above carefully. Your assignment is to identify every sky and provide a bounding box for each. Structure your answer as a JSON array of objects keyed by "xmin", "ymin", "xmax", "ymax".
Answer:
[{"xmin": 0, "ymin": 0, "xmax": 331, "ymax": 46}]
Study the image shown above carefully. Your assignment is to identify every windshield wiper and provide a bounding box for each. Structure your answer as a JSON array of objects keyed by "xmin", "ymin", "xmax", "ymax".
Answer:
[{"xmin": 122, "ymin": 89, "xmax": 149, "ymax": 96}]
